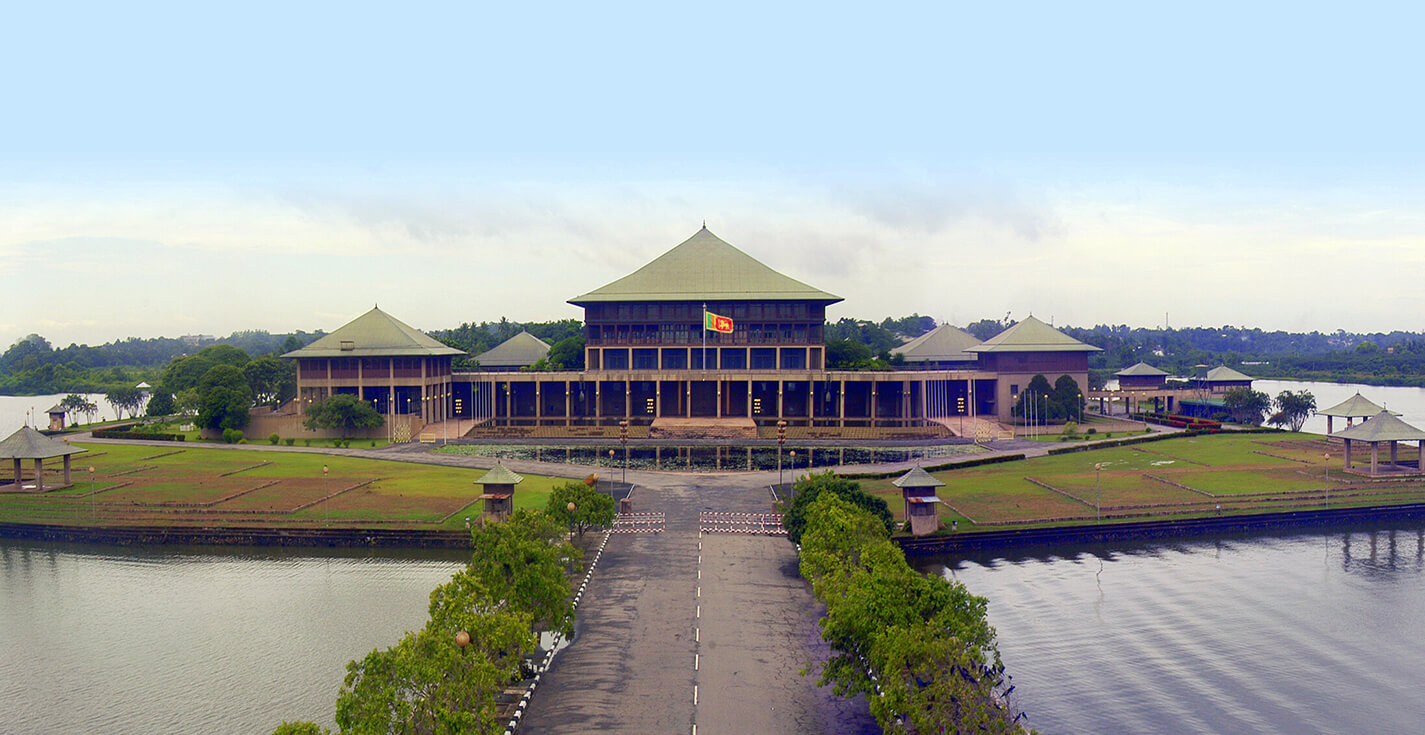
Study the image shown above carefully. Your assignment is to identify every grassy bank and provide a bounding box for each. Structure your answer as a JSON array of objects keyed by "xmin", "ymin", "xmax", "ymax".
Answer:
[
  {"xmin": 0, "ymin": 443, "xmax": 563, "ymax": 531},
  {"xmin": 859, "ymin": 433, "xmax": 1425, "ymax": 532}
]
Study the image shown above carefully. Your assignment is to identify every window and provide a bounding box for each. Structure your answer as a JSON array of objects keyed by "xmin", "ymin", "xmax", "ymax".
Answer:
[
  {"xmin": 780, "ymin": 348, "xmax": 807, "ymax": 370},
  {"xmin": 604, "ymin": 349, "xmax": 629, "ymax": 370},
  {"xmin": 720, "ymin": 348, "xmax": 747, "ymax": 370},
  {"xmin": 751, "ymin": 348, "xmax": 776, "ymax": 370}
]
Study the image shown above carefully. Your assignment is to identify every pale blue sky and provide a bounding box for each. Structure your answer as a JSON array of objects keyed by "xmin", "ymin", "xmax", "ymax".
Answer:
[{"xmin": 4, "ymin": 2, "xmax": 1424, "ymax": 348}]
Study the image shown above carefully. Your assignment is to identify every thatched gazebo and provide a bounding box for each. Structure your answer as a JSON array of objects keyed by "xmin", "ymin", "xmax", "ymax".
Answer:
[
  {"xmin": 0, "ymin": 426, "xmax": 86, "ymax": 492},
  {"xmin": 1318, "ymin": 392, "xmax": 1398, "ymax": 434},
  {"xmin": 474, "ymin": 463, "xmax": 524, "ymax": 521},
  {"xmin": 892, "ymin": 466, "xmax": 944, "ymax": 536},
  {"xmin": 1332, "ymin": 410, "xmax": 1425, "ymax": 477}
]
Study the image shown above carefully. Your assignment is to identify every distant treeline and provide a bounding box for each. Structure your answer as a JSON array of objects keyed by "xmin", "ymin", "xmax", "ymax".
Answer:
[{"xmin": 6, "ymin": 316, "xmax": 1424, "ymax": 395}]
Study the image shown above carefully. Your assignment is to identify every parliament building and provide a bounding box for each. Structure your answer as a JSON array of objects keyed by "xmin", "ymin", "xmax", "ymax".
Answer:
[{"xmin": 286, "ymin": 226, "xmax": 1098, "ymax": 440}]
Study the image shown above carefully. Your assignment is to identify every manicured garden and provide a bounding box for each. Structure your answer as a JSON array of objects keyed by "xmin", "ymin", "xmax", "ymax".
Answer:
[
  {"xmin": 0, "ymin": 443, "xmax": 563, "ymax": 530},
  {"xmin": 858, "ymin": 433, "xmax": 1425, "ymax": 532}
]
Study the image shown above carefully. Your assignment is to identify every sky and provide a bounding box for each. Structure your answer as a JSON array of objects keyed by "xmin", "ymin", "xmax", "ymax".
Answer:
[{"xmin": 4, "ymin": 1, "xmax": 1425, "ymax": 350}]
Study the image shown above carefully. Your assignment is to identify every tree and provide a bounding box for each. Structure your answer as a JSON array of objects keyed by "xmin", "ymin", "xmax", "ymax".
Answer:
[
  {"xmin": 146, "ymin": 390, "xmax": 175, "ymax": 417},
  {"xmin": 1051, "ymin": 374, "xmax": 1084, "ymax": 422},
  {"xmin": 60, "ymin": 393, "xmax": 95, "ymax": 426},
  {"xmin": 242, "ymin": 355, "xmax": 296, "ymax": 408},
  {"xmin": 782, "ymin": 471, "xmax": 894, "ymax": 545},
  {"xmin": 1012, "ymin": 374, "xmax": 1054, "ymax": 422},
  {"xmin": 0, "ymin": 334, "xmax": 52, "ymax": 373},
  {"xmin": 453, "ymin": 509, "xmax": 580, "ymax": 635},
  {"xmin": 196, "ymin": 364, "xmax": 252, "ymax": 431},
  {"xmin": 104, "ymin": 385, "xmax": 146, "ymax": 420},
  {"xmin": 545, "ymin": 482, "xmax": 616, "ymax": 539},
  {"xmin": 303, "ymin": 394, "xmax": 384, "ymax": 438},
  {"xmin": 1268, "ymin": 390, "xmax": 1316, "ymax": 432},
  {"xmin": 546, "ymin": 336, "xmax": 585, "ymax": 370},
  {"xmin": 825, "ymin": 339, "xmax": 874, "ymax": 369},
  {"xmin": 270, "ymin": 722, "xmax": 330, "ymax": 735},
  {"xmin": 1222, "ymin": 387, "xmax": 1271, "ymax": 425},
  {"xmin": 336, "ymin": 627, "xmax": 507, "ymax": 735}
]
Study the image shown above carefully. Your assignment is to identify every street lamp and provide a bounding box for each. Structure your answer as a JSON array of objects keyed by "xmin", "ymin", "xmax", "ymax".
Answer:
[
  {"xmin": 619, "ymin": 420, "xmax": 628, "ymax": 485},
  {"xmin": 323, "ymin": 464, "xmax": 330, "ymax": 526},
  {"xmin": 1094, "ymin": 463, "xmax": 1102, "ymax": 523},
  {"xmin": 776, "ymin": 420, "xmax": 787, "ymax": 487},
  {"xmin": 609, "ymin": 449, "xmax": 616, "ymax": 473},
  {"xmin": 1324, "ymin": 453, "xmax": 1330, "ymax": 508},
  {"xmin": 88, "ymin": 466, "xmax": 96, "ymax": 521},
  {"xmin": 455, "ymin": 630, "xmax": 470, "ymax": 655}
]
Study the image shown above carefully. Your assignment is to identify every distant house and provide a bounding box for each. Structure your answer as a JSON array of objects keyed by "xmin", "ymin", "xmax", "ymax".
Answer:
[
  {"xmin": 474, "ymin": 331, "xmax": 551, "ymax": 372},
  {"xmin": 965, "ymin": 316, "xmax": 1101, "ymax": 414},
  {"xmin": 890, "ymin": 324, "xmax": 981, "ymax": 369},
  {"xmin": 1115, "ymin": 362, "xmax": 1169, "ymax": 390},
  {"xmin": 1198, "ymin": 366, "xmax": 1253, "ymax": 393}
]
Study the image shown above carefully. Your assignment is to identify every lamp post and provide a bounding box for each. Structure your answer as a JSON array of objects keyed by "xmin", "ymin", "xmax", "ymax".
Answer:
[
  {"xmin": 609, "ymin": 449, "xmax": 616, "ymax": 474},
  {"xmin": 776, "ymin": 420, "xmax": 787, "ymax": 488},
  {"xmin": 789, "ymin": 450, "xmax": 797, "ymax": 481},
  {"xmin": 88, "ymin": 466, "xmax": 96, "ymax": 521},
  {"xmin": 323, "ymin": 464, "xmax": 330, "ymax": 526},
  {"xmin": 455, "ymin": 630, "xmax": 470, "ymax": 655},
  {"xmin": 1324, "ymin": 453, "xmax": 1330, "ymax": 508},
  {"xmin": 1094, "ymin": 463, "xmax": 1102, "ymax": 523},
  {"xmin": 619, "ymin": 420, "xmax": 628, "ymax": 485}
]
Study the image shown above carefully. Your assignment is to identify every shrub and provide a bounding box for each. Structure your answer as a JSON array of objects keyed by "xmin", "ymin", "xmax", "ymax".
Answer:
[
  {"xmin": 285, "ymin": 437, "xmax": 295, "ymax": 446},
  {"xmin": 268, "ymin": 433, "xmax": 281, "ymax": 445},
  {"xmin": 1086, "ymin": 427, "xmax": 1097, "ymax": 435},
  {"xmin": 221, "ymin": 428, "xmax": 244, "ymax": 444},
  {"xmin": 304, "ymin": 439, "xmax": 311, "ymax": 447},
  {"xmin": 371, "ymin": 440, "xmax": 377, "ymax": 447}
]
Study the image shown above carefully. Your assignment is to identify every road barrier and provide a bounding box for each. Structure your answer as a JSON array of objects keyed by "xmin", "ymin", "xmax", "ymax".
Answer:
[
  {"xmin": 699, "ymin": 511, "xmax": 787, "ymax": 535},
  {"xmin": 610, "ymin": 512, "xmax": 664, "ymax": 533}
]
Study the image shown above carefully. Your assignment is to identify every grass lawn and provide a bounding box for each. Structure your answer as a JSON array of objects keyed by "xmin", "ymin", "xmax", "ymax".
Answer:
[
  {"xmin": 860, "ymin": 433, "xmax": 1425, "ymax": 533},
  {"xmin": 0, "ymin": 442, "xmax": 564, "ymax": 531}
]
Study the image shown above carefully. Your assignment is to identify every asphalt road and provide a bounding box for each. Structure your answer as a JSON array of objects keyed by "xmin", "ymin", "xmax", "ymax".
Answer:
[{"xmin": 518, "ymin": 472, "xmax": 878, "ymax": 734}]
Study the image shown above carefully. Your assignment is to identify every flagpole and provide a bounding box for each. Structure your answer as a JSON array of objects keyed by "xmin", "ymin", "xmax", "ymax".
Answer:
[{"xmin": 702, "ymin": 302, "xmax": 707, "ymax": 371}]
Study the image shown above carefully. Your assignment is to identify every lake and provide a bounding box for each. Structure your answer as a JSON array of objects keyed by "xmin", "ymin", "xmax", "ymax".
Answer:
[
  {"xmin": 919, "ymin": 519, "xmax": 1425, "ymax": 734},
  {"xmin": 0, "ymin": 393, "xmax": 119, "ymax": 436},
  {"xmin": 0, "ymin": 541, "xmax": 466, "ymax": 734}
]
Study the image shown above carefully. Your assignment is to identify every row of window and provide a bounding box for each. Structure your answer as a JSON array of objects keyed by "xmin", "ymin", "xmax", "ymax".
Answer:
[
  {"xmin": 587, "ymin": 323, "xmax": 822, "ymax": 345},
  {"xmin": 586, "ymin": 301, "xmax": 824, "ymax": 321},
  {"xmin": 591, "ymin": 346, "xmax": 821, "ymax": 371}
]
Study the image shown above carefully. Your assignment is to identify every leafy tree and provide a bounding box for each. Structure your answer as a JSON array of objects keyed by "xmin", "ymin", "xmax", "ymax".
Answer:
[
  {"xmin": 1012, "ymin": 374, "xmax": 1054, "ymax": 423},
  {"xmin": 270, "ymin": 722, "xmax": 330, "ymax": 735},
  {"xmin": 0, "ymin": 334, "xmax": 53, "ymax": 373},
  {"xmin": 303, "ymin": 394, "xmax": 384, "ymax": 438},
  {"xmin": 146, "ymin": 390, "xmax": 175, "ymax": 417},
  {"xmin": 1051, "ymin": 374, "xmax": 1084, "ymax": 422},
  {"xmin": 197, "ymin": 364, "xmax": 252, "ymax": 431},
  {"xmin": 963, "ymin": 316, "xmax": 1014, "ymax": 342},
  {"xmin": 242, "ymin": 355, "xmax": 296, "ymax": 408},
  {"xmin": 1268, "ymin": 390, "xmax": 1316, "ymax": 432},
  {"xmin": 545, "ymin": 482, "xmax": 616, "ymax": 540},
  {"xmin": 60, "ymin": 394, "xmax": 95, "ymax": 425},
  {"xmin": 782, "ymin": 471, "xmax": 894, "ymax": 545},
  {"xmin": 546, "ymin": 336, "xmax": 586, "ymax": 370},
  {"xmin": 826, "ymin": 338, "xmax": 874, "ymax": 369},
  {"xmin": 336, "ymin": 627, "xmax": 507, "ymax": 735},
  {"xmin": 1222, "ymin": 387, "xmax": 1271, "ymax": 425},
  {"xmin": 451, "ymin": 509, "xmax": 580, "ymax": 635},
  {"xmin": 104, "ymin": 385, "xmax": 146, "ymax": 419}
]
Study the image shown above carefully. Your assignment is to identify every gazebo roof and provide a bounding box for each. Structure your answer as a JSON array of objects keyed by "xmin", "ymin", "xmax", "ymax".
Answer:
[
  {"xmin": 568, "ymin": 226, "xmax": 842, "ymax": 305},
  {"xmin": 1204, "ymin": 366, "xmax": 1253, "ymax": 382},
  {"xmin": 474, "ymin": 463, "xmax": 525, "ymax": 486},
  {"xmin": 892, "ymin": 466, "xmax": 945, "ymax": 489},
  {"xmin": 282, "ymin": 306, "xmax": 465, "ymax": 359},
  {"xmin": 965, "ymin": 316, "xmax": 1100, "ymax": 354},
  {"xmin": 46, "ymin": 404, "xmax": 66, "ymax": 414},
  {"xmin": 1318, "ymin": 392, "xmax": 1398, "ymax": 418},
  {"xmin": 891, "ymin": 324, "xmax": 982, "ymax": 363},
  {"xmin": 1116, "ymin": 362, "xmax": 1168, "ymax": 377},
  {"xmin": 475, "ymin": 331, "xmax": 551, "ymax": 368},
  {"xmin": 1332, "ymin": 411, "xmax": 1425, "ymax": 443},
  {"xmin": 0, "ymin": 426, "xmax": 86, "ymax": 460}
]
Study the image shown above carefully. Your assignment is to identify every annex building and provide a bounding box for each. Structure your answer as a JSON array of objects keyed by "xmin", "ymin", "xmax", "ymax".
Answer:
[{"xmin": 286, "ymin": 227, "xmax": 1099, "ymax": 440}]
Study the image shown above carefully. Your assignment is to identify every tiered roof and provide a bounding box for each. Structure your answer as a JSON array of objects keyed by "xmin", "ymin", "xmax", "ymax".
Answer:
[
  {"xmin": 1319, "ymin": 392, "xmax": 1398, "ymax": 418},
  {"xmin": 569, "ymin": 226, "xmax": 841, "ymax": 305},
  {"xmin": 1332, "ymin": 411, "xmax": 1425, "ymax": 442},
  {"xmin": 282, "ymin": 306, "xmax": 464, "ymax": 359},
  {"xmin": 1204, "ymin": 366, "xmax": 1253, "ymax": 382},
  {"xmin": 1116, "ymin": 362, "xmax": 1169, "ymax": 377},
  {"xmin": 965, "ymin": 316, "xmax": 1100, "ymax": 354}
]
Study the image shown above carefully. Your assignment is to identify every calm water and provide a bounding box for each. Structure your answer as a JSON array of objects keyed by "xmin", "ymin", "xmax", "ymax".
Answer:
[
  {"xmin": 1252, "ymin": 379, "xmax": 1425, "ymax": 436},
  {"xmin": 439, "ymin": 443, "xmax": 983, "ymax": 472},
  {"xmin": 0, "ymin": 541, "xmax": 465, "ymax": 734},
  {"xmin": 0, "ymin": 393, "xmax": 118, "ymax": 436},
  {"xmin": 920, "ymin": 520, "xmax": 1425, "ymax": 734}
]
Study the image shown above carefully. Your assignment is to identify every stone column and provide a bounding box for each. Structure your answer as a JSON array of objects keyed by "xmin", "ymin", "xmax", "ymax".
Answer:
[
  {"xmin": 34, "ymin": 458, "xmax": 44, "ymax": 492},
  {"xmin": 63, "ymin": 455, "xmax": 72, "ymax": 485}
]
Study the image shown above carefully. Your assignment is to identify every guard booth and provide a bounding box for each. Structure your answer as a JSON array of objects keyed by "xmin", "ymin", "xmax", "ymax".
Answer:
[
  {"xmin": 892, "ymin": 466, "xmax": 945, "ymax": 536},
  {"xmin": 474, "ymin": 463, "xmax": 523, "ymax": 522}
]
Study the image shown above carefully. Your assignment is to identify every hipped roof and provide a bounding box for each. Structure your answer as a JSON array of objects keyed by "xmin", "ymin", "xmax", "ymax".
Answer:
[
  {"xmin": 1319, "ymin": 392, "xmax": 1398, "ymax": 418},
  {"xmin": 0, "ymin": 426, "xmax": 86, "ymax": 460},
  {"xmin": 282, "ymin": 307, "xmax": 465, "ymax": 359},
  {"xmin": 1116, "ymin": 362, "xmax": 1168, "ymax": 377},
  {"xmin": 475, "ymin": 331, "xmax": 551, "ymax": 368},
  {"xmin": 1204, "ymin": 366, "xmax": 1253, "ymax": 382},
  {"xmin": 569, "ymin": 227, "xmax": 841, "ymax": 305},
  {"xmin": 892, "ymin": 466, "xmax": 946, "ymax": 489},
  {"xmin": 1332, "ymin": 411, "xmax": 1425, "ymax": 442},
  {"xmin": 966, "ymin": 316, "xmax": 1100, "ymax": 354},
  {"xmin": 891, "ymin": 325, "xmax": 981, "ymax": 363},
  {"xmin": 474, "ymin": 463, "xmax": 525, "ymax": 486}
]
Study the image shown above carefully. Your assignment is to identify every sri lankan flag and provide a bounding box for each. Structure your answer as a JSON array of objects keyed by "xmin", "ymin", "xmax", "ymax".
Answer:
[{"xmin": 704, "ymin": 311, "xmax": 734, "ymax": 333}]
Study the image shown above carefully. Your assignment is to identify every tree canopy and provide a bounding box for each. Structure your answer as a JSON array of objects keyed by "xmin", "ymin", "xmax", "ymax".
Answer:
[
  {"xmin": 196, "ymin": 364, "xmax": 251, "ymax": 431},
  {"xmin": 1268, "ymin": 390, "xmax": 1316, "ymax": 432},
  {"xmin": 545, "ymin": 481, "xmax": 616, "ymax": 540},
  {"xmin": 1223, "ymin": 387, "xmax": 1272, "ymax": 425},
  {"xmin": 782, "ymin": 471, "xmax": 894, "ymax": 545},
  {"xmin": 302, "ymin": 394, "xmax": 384, "ymax": 438}
]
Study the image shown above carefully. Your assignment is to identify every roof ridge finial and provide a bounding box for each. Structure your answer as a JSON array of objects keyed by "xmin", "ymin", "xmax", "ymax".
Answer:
[{"xmin": 701, "ymin": 219, "xmax": 707, "ymax": 230}]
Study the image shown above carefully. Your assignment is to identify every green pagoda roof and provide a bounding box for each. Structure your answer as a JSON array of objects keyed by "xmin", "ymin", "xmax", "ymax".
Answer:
[
  {"xmin": 891, "ymin": 325, "xmax": 981, "ymax": 363},
  {"xmin": 474, "ymin": 463, "xmax": 525, "ymax": 486},
  {"xmin": 1116, "ymin": 362, "xmax": 1168, "ymax": 377},
  {"xmin": 0, "ymin": 426, "xmax": 86, "ymax": 460},
  {"xmin": 1318, "ymin": 392, "xmax": 1398, "ymax": 418},
  {"xmin": 475, "ymin": 331, "xmax": 551, "ymax": 368},
  {"xmin": 1331, "ymin": 411, "xmax": 1425, "ymax": 442},
  {"xmin": 281, "ymin": 307, "xmax": 465, "ymax": 359},
  {"xmin": 892, "ymin": 466, "xmax": 945, "ymax": 489},
  {"xmin": 1204, "ymin": 366, "xmax": 1252, "ymax": 382},
  {"xmin": 568, "ymin": 226, "xmax": 842, "ymax": 305},
  {"xmin": 965, "ymin": 316, "xmax": 1100, "ymax": 354}
]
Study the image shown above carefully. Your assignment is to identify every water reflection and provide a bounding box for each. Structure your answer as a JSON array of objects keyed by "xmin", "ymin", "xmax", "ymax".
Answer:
[
  {"xmin": 440, "ymin": 442, "xmax": 982, "ymax": 472},
  {"xmin": 918, "ymin": 519, "xmax": 1425, "ymax": 734}
]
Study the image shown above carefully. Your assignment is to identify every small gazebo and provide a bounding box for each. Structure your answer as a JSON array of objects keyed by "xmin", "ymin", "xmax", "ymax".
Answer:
[
  {"xmin": 892, "ymin": 466, "xmax": 944, "ymax": 537},
  {"xmin": 1318, "ymin": 392, "xmax": 1398, "ymax": 434},
  {"xmin": 46, "ymin": 404, "xmax": 67, "ymax": 431},
  {"xmin": 1332, "ymin": 411, "xmax": 1425, "ymax": 477},
  {"xmin": 474, "ymin": 463, "xmax": 524, "ymax": 521},
  {"xmin": 0, "ymin": 426, "xmax": 87, "ymax": 492}
]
